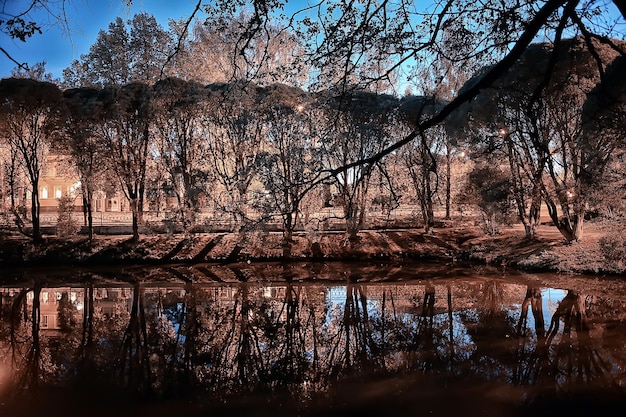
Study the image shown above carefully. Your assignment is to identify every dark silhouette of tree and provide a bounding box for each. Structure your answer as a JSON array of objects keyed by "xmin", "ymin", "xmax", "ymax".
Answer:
[
  {"xmin": 56, "ymin": 87, "xmax": 103, "ymax": 240},
  {"xmin": 256, "ymin": 85, "xmax": 322, "ymax": 249},
  {"xmin": 2, "ymin": 288, "xmax": 29, "ymax": 393},
  {"xmin": 258, "ymin": 283, "xmax": 312, "ymax": 392},
  {"xmin": 319, "ymin": 94, "xmax": 396, "ymax": 241},
  {"xmin": 79, "ymin": 283, "xmax": 95, "ymax": 364},
  {"xmin": 152, "ymin": 77, "xmax": 209, "ymax": 231},
  {"xmin": 324, "ymin": 282, "xmax": 385, "ymax": 380},
  {"xmin": 5, "ymin": 284, "xmax": 43, "ymax": 395},
  {"xmin": 92, "ymin": 83, "xmax": 152, "ymax": 242},
  {"xmin": 536, "ymin": 290, "xmax": 621, "ymax": 405},
  {"xmin": 204, "ymin": 83, "xmax": 266, "ymax": 234},
  {"xmin": 460, "ymin": 280, "xmax": 519, "ymax": 379},
  {"xmin": 0, "ymin": 78, "xmax": 62, "ymax": 242},
  {"xmin": 178, "ymin": 281, "xmax": 200, "ymax": 392},
  {"xmin": 517, "ymin": 287, "xmax": 545, "ymax": 339},
  {"xmin": 511, "ymin": 286, "xmax": 549, "ymax": 387}
]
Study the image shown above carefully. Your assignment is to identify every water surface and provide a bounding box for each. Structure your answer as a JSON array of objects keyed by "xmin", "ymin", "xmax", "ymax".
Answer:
[{"xmin": 1, "ymin": 262, "xmax": 625, "ymax": 416}]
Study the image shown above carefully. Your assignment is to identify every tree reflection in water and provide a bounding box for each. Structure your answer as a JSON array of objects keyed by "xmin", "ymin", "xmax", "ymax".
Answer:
[{"xmin": 1, "ymin": 267, "xmax": 626, "ymax": 416}]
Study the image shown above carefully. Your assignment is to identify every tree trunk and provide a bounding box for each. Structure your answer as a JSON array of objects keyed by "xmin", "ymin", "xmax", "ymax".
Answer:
[
  {"xmin": 132, "ymin": 211, "xmax": 139, "ymax": 242},
  {"xmin": 507, "ymin": 138, "xmax": 542, "ymax": 241},
  {"xmin": 445, "ymin": 144, "xmax": 452, "ymax": 220},
  {"xmin": 87, "ymin": 203, "xmax": 93, "ymax": 241},
  {"xmin": 416, "ymin": 161, "xmax": 436, "ymax": 234},
  {"xmin": 419, "ymin": 177, "xmax": 435, "ymax": 234},
  {"xmin": 137, "ymin": 185, "xmax": 145, "ymax": 224},
  {"xmin": 544, "ymin": 199, "xmax": 583, "ymax": 242},
  {"xmin": 130, "ymin": 196, "xmax": 140, "ymax": 242},
  {"xmin": 85, "ymin": 188, "xmax": 94, "ymax": 241},
  {"xmin": 421, "ymin": 193, "xmax": 431, "ymax": 234},
  {"xmin": 82, "ymin": 194, "xmax": 88, "ymax": 226},
  {"xmin": 523, "ymin": 190, "xmax": 542, "ymax": 240},
  {"xmin": 31, "ymin": 180, "xmax": 42, "ymax": 243},
  {"xmin": 345, "ymin": 203, "xmax": 360, "ymax": 242},
  {"xmin": 283, "ymin": 212, "xmax": 294, "ymax": 258},
  {"xmin": 8, "ymin": 157, "xmax": 27, "ymax": 236}
]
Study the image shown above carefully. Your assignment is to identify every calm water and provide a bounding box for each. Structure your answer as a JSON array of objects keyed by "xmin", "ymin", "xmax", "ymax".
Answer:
[{"xmin": 1, "ymin": 262, "xmax": 626, "ymax": 417}]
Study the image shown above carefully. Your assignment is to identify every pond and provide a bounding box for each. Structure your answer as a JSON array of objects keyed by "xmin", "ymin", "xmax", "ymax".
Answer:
[{"xmin": 1, "ymin": 261, "xmax": 626, "ymax": 417}]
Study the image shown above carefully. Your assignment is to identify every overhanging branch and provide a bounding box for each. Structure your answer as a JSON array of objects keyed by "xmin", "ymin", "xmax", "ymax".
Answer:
[{"xmin": 327, "ymin": 0, "xmax": 566, "ymax": 178}]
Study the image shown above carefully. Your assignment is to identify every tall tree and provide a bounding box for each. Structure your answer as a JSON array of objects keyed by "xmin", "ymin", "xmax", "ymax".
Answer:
[
  {"xmin": 56, "ymin": 87, "xmax": 104, "ymax": 240},
  {"xmin": 0, "ymin": 78, "xmax": 61, "ymax": 242},
  {"xmin": 151, "ymin": 77, "xmax": 209, "ymax": 231},
  {"xmin": 401, "ymin": 127, "xmax": 444, "ymax": 234},
  {"xmin": 416, "ymin": 36, "xmax": 476, "ymax": 220},
  {"xmin": 399, "ymin": 96, "xmax": 448, "ymax": 233},
  {"xmin": 203, "ymin": 83, "xmax": 266, "ymax": 233},
  {"xmin": 256, "ymin": 84, "xmax": 323, "ymax": 248},
  {"xmin": 62, "ymin": 12, "xmax": 172, "ymax": 88},
  {"xmin": 93, "ymin": 83, "xmax": 152, "ymax": 241},
  {"xmin": 319, "ymin": 92, "xmax": 395, "ymax": 241}
]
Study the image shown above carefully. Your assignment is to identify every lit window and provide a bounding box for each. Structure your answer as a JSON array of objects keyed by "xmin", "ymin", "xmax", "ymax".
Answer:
[
  {"xmin": 54, "ymin": 186, "xmax": 62, "ymax": 199},
  {"xmin": 41, "ymin": 186, "xmax": 48, "ymax": 199},
  {"xmin": 42, "ymin": 315, "xmax": 49, "ymax": 328}
]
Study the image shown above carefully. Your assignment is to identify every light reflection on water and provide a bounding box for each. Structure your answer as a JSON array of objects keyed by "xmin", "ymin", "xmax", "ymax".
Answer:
[{"xmin": 1, "ymin": 262, "xmax": 626, "ymax": 416}]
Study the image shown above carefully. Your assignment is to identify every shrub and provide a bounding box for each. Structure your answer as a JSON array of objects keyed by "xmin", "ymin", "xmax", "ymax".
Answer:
[
  {"xmin": 57, "ymin": 195, "xmax": 80, "ymax": 238},
  {"xmin": 599, "ymin": 232, "xmax": 626, "ymax": 269},
  {"xmin": 466, "ymin": 164, "xmax": 514, "ymax": 236}
]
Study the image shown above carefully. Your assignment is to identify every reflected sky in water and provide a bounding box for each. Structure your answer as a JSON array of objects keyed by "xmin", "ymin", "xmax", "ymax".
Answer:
[{"xmin": 1, "ymin": 263, "xmax": 625, "ymax": 416}]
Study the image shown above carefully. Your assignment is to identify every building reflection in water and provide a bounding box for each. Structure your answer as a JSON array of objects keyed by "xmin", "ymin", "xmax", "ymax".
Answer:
[{"xmin": 1, "ymin": 266, "xmax": 626, "ymax": 415}]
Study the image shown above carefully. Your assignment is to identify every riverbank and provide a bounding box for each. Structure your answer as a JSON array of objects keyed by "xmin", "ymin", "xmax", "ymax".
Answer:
[{"xmin": 0, "ymin": 220, "xmax": 623, "ymax": 275}]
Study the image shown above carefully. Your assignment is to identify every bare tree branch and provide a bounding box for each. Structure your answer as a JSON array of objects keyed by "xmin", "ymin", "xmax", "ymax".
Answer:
[
  {"xmin": 161, "ymin": 0, "xmax": 203, "ymax": 78},
  {"xmin": 327, "ymin": 0, "xmax": 565, "ymax": 178},
  {"xmin": 0, "ymin": 45, "xmax": 28, "ymax": 70}
]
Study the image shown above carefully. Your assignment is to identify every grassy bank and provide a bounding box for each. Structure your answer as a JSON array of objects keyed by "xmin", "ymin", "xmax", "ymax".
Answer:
[{"xmin": 0, "ymin": 220, "xmax": 624, "ymax": 275}]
